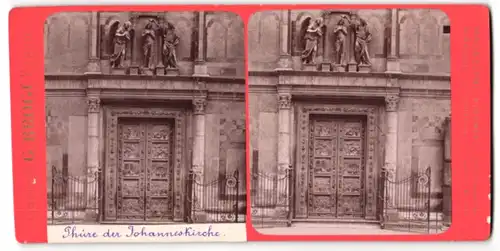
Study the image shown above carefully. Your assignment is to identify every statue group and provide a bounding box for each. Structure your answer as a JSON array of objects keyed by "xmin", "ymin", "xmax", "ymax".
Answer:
[
  {"xmin": 301, "ymin": 14, "xmax": 372, "ymax": 68},
  {"xmin": 109, "ymin": 18, "xmax": 180, "ymax": 69}
]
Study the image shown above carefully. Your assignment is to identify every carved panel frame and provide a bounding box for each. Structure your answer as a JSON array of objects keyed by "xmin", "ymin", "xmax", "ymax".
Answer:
[
  {"xmin": 295, "ymin": 104, "xmax": 379, "ymax": 220},
  {"xmin": 104, "ymin": 107, "xmax": 186, "ymax": 222}
]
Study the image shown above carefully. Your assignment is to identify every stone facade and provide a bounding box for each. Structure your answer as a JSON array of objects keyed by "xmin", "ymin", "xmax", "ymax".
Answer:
[
  {"xmin": 249, "ymin": 9, "xmax": 451, "ymax": 227},
  {"xmin": 45, "ymin": 11, "xmax": 245, "ymax": 224}
]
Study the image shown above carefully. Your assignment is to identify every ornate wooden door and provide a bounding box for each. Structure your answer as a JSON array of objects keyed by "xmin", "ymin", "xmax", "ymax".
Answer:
[
  {"xmin": 308, "ymin": 116, "xmax": 365, "ymax": 218},
  {"xmin": 117, "ymin": 119, "xmax": 174, "ymax": 221}
]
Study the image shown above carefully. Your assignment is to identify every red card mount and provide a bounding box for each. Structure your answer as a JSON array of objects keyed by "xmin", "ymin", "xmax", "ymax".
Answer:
[{"xmin": 9, "ymin": 4, "xmax": 490, "ymax": 243}]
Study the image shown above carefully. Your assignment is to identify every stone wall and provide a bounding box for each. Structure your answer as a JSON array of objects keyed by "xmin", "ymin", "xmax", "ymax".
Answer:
[
  {"xmin": 398, "ymin": 9, "xmax": 450, "ymax": 73},
  {"xmin": 248, "ymin": 91, "xmax": 278, "ymax": 175},
  {"xmin": 396, "ymin": 96, "xmax": 451, "ymax": 197},
  {"xmin": 205, "ymin": 99, "xmax": 246, "ymax": 192},
  {"xmin": 45, "ymin": 94, "xmax": 88, "ymax": 187},
  {"xmin": 44, "ymin": 12, "xmax": 91, "ymax": 73}
]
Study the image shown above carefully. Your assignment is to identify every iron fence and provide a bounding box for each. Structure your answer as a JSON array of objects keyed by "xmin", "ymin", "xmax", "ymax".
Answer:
[
  {"xmin": 250, "ymin": 166, "xmax": 294, "ymax": 228},
  {"xmin": 187, "ymin": 169, "xmax": 244, "ymax": 223},
  {"xmin": 379, "ymin": 166, "xmax": 444, "ymax": 234},
  {"xmin": 48, "ymin": 166, "xmax": 100, "ymax": 225}
]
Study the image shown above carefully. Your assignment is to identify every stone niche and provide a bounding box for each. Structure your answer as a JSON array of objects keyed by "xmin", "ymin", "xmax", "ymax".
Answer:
[{"xmin": 291, "ymin": 10, "xmax": 386, "ymax": 73}]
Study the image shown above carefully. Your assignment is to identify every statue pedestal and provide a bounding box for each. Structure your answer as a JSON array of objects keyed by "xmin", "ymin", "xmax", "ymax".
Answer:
[
  {"xmin": 319, "ymin": 63, "xmax": 332, "ymax": 72},
  {"xmin": 166, "ymin": 68, "xmax": 180, "ymax": 76},
  {"xmin": 155, "ymin": 66, "xmax": 166, "ymax": 76},
  {"xmin": 333, "ymin": 64, "xmax": 346, "ymax": 72},
  {"xmin": 347, "ymin": 63, "xmax": 358, "ymax": 72},
  {"xmin": 129, "ymin": 66, "xmax": 140, "ymax": 75},
  {"xmin": 303, "ymin": 63, "xmax": 318, "ymax": 71},
  {"xmin": 193, "ymin": 61, "xmax": 209, "ymax": 76},
  {"xmin": 141, "ymin": 68, "xmax": 153, "ymax": 76},
  {"xmin": 358, "ymin": 64, "xmax": 372, "ymax": 73},
  {"xmin": 111, "ymin": 67, "xmax": 126, "ymax": 75},
  {"xmin": 385, "ymin": 57, "xmax": 400, "ymax": 73}
]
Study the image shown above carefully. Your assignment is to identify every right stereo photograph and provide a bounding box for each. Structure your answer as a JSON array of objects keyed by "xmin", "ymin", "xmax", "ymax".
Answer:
[{"xmin": 248, "ymin": 9, "xmax": 451, "ymax": 235}]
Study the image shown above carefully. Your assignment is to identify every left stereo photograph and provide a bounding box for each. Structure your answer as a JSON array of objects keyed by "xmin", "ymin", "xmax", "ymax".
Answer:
[{"xmin": 44, "ymin": 11, "xmax": 246, "ymax": 228}]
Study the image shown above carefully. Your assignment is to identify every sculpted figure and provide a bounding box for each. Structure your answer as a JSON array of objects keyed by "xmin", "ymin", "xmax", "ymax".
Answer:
[
  {"xmin": 333, "ymin": 16, "xmax": 349, "ymax": 65},
  {"xmin": 110, "ymin": 21, "xmax": 132, "ymax": 68},
  {"xmin": 300, "ymin": 17, "xmax": 325, "ymax": 64},
  {"xmin": 350, "ymin": 15, "xmax": 372, "ymax": 66},
  {"xmin": 161, "ymin": 22, "xmax": 180, "ymax": 68},
  {"xmin": 142, "ymin": 19, "xmax": 158, "ymax": 68}
]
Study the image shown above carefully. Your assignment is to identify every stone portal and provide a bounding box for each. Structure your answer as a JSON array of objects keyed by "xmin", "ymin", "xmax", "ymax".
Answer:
[{"xmin": 308, "ymin": 115, "xmax": 366, "ymax": 218}]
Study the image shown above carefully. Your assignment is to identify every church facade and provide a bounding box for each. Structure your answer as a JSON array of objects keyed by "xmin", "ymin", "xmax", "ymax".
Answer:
[
  {"xmin": 45, "ymin": 11, "xmax": 246, "ymax": 224},
  {"xmin": 248, "ymin": 9, "xmax": 451, "ymax": 231}
]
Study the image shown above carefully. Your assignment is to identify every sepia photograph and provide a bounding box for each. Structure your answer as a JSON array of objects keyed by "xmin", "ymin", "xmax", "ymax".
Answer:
[
  {"xmin": 248, "ymin": 9, "xmax": 451, "ymax": 235},
  {"xmin": 45, "ymin": 11, "xmax": 246, "ymax": 226}
]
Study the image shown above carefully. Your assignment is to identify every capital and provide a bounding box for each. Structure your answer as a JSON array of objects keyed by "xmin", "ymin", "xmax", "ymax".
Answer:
[
  {"xmin": 192, "ymin": 98, "xmax": 207, "ymax": 115},
  {"xmin": 278, "ymin": 94, "xmax": 292, "ymax": 110},
  {"xmin": 384, "ymin": 95, "xmax": 400, "ymax": 112},
  {"xmin": 87, "ymin": 97, "xmax": 100, "ymax": 113}
]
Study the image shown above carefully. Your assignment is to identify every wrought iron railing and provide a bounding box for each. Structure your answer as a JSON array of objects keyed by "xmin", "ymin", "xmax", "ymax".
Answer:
[
  {"xmin": 250, "ymin": 166, "xmax": 294, "ymax": 228},
  {"xmin": 48, "ymin": 166, "xmax": 100, "ymax": 225},
  {"xmin": 379, "ymin": 166, "xmax": 444, "ymax": 234},
  {"xmin": 187, "ymin": 169, "xmax": 244, "ymax": 223}
]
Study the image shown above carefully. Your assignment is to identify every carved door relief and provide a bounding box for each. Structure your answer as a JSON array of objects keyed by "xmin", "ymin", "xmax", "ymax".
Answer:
[
  {"xmin": 308, "ymin": 116, "xmax": 365, "ymax": 218},
  {"xmin": 116, "ymin": 119, "xmax": 174, "ymax": 221},
  {"xmin": 104, "ymin": 107, "xmax": 186, "ymax": 223},
  {"xmin": 296, "ymin": 104, "xmax": 378, "ymax": 220}
]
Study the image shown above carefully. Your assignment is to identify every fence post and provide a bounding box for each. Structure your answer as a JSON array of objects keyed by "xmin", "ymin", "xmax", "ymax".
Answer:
[
  {"xmin": 426, "ymin": 166, "xmax": 431, "ymax": 234},
  {"xmin": 287, "ymin": 164, "xmax": 293, "ymax": 227},
  {"xmin": 51, "ymin": 165, "xmax": 55, "ymax": 224},
  {"xmin": 235, "ymin": 169, "xmax": 239, "ymax": 223}
]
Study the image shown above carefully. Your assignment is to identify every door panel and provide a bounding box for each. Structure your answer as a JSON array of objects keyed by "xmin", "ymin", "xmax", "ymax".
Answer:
[
  {"xmin": 118, "ymin": 123, "xmax": 146, "ymax": 220},
  {"xmin": 146, "ymin": 123, "xmax": 174, "ymax": 220},
  {"xmin": 116, "ymin": 120, "xmax": 174, "ymax": 221},
  {"xmin": 308, "ymin": 116, "xmax": 365, "ymax": 218}
]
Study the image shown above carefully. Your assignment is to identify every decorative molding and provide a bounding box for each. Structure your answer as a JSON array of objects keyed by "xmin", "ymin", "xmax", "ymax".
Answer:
[
  {"xmin": 278, "ymin": 93, "xmax": 292, "ymax": 110},
  {"xmin": 103, "ymin": 107, "xmax": 186, "ymax": 222},
  {"xmin": 192, "ymin": 98, "xmax": 207, "ymax": 115},
  {"xmin": 295, "ymin": 104, "xmax": 379, "ymax": 219},
  {"xmin": 249, "ymin": 70, "xmax": 451, "ymax": 81},
  {"xmin": 87, "ymin": 97, "xmax": 101, "ymax": 113},
  {"xmin": 384, "ymin": 95, "xmax": 400, "ymax": 112}
]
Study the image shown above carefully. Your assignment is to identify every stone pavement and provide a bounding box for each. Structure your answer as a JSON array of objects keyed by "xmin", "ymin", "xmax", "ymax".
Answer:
[{"xmin": 255, "ymin": 223, "xmax": 429, "ymax": 235}]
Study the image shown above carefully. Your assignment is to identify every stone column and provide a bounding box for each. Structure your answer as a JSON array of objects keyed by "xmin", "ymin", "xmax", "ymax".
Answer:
[
  {"xmin": 383, "ymin": 95, "xmax": 400, "ymax": 221},
  {"xmin": 276, "ymin": 10, "xmax": 293, "ymax": 70},
  {"xmin": 386, "ymin": 9, "xmax": 400, "ymax": 73},
  {"xmin": 193, "ymin": 11, "xmax": 209, "ymax": 76},
  {"xmin": 86, "ymin": 97, "xmax": 100, "ymax": 220},
  {"xmin": 277, "ymin": 93, "xmax": 292, "ymax": 215},
  {"xmin": 191, "ymin": 98, "xmax": 207, "ymax": 221},
  {"xmin": 86, "ymin": 12, "xmax": 101, "ymax": 74}
]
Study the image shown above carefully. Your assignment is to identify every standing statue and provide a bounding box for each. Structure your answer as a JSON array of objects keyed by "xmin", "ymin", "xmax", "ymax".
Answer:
[
  {"xmin": 161, "ymin": 22, "xmax": 180, "ymax": 69},
  {"xmin": 351, "ymin": 16, "xmax": 372, "ymax": 66},
  {"xmin": 300, "ymin": 17, "xmax": 325, "ymax": 64},
  {"xmin": 333, "ymin": 16, "xmax": 349, "ymax": 65},
  {"xmin": 110, "ymin": 21, "xmax": 132, "ymax": 68},
  {"xmin": 142, "ymin": 19, "xmax": 158, "ymax": 68}
]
